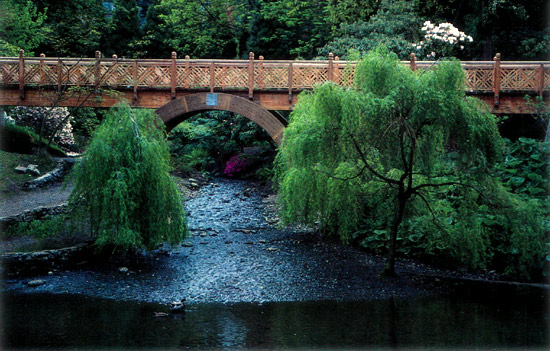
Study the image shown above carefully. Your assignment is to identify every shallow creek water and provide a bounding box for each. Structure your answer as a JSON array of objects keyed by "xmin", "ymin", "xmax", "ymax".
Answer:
[{"xmin": 1, "ymin": 178, "xmax": 548, "ymax": 349}]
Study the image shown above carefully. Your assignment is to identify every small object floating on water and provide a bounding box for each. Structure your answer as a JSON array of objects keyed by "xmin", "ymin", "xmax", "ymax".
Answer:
[
  {"xmin": 170, "ymin": 300, "xmax": 186, "ymax": 313},
  {"xmin": 153, "ymin": 312, "xmax": 169, "ymax": 317},
  {"xmin": 27, "ymin": 279, "xmax": 46, "ymax": 287},
  {"xmin": 118, "ymin": 267, "xmax": 129, "ymax": 273}
]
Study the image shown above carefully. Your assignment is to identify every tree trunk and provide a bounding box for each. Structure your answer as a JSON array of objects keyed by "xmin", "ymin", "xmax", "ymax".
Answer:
[{"xmin": 382, "ymin": 190, "xmax": 406, "ymax": 277}]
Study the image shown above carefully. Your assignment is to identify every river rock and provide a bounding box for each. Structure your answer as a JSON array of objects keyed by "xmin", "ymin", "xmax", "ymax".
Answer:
[
  {"xmin": 27, "ymin": 279, "xmax": 46, "ymax": 287},
  {"xmin": 26, "ymin": 164, "xmax": 40, "ymax": 176},
  {"xmin": 15, "ymin": 165, "xmax": 27, "ymax": 173}
]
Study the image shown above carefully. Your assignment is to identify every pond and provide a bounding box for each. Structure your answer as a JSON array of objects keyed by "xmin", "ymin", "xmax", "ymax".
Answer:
[{"xmin": 2, "ymin": 283, "xmax": 547, "ymax": 350}]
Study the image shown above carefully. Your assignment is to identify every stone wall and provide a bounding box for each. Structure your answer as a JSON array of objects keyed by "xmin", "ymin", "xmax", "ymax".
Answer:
[{"xmin": 1, "ymin": 242, "xmax": 94, "ymax": 278}]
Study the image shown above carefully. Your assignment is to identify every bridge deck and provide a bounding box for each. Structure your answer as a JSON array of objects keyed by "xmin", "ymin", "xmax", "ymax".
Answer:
[{"xmin": 1, "ymin": 51, "xmax": 548, "ymax": 114}]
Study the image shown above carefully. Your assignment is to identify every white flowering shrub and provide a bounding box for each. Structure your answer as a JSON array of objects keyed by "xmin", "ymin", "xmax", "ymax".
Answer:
[
  {"xmin": 11, "ymin": 107, "xmax": 75, "ymax": 149},
  {"xmin": 413, "ymin": 21, "xmax": 473, "ymax": 59}
]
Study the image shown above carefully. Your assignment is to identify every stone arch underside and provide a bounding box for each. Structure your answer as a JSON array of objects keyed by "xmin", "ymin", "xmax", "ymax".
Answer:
[{"xmin": 156, "ymin": 93, "xmax": 286, "ymax": 145}]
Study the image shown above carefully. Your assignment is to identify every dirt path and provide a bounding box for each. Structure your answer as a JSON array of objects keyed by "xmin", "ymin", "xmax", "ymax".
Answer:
[{"xmin": 0, "ymin": 182, "xmax": 73, "ymax": 218}]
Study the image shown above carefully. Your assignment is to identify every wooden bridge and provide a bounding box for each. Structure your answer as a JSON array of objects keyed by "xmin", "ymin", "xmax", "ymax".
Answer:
[{"xmin": 1, "ymin": 51, "xmax": 548, "ymax": 144}]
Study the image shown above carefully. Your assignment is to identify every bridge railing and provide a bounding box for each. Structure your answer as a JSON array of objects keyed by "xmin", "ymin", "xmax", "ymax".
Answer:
[{"xmin": 1, "ymin": 51, "xmax": 548, "ymax": 100}]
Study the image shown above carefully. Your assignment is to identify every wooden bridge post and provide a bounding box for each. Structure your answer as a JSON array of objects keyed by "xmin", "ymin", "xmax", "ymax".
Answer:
[
  {"xmin": 328, "ymin": 53, "xmax": 334, "ymax": 81},
  {"xmin": 537, "ymin": 63, "xmax": 545, "ymax": 97},
  {"xmin": 39, "ymin": 54, "xmax": 46, "ymax": 85},
  {"xmin": 493, "ymin": 53, "xmax": 501, "ymax": 107},
  {"xmin": 248, "ymin": 52, "xmax": 254, "ymax": 99},
  {"xmin": 171, "ymin": 52, "xmax": 177, "ymax": 100},
  {"xmin": 410, "ymin": 53, "xmax": 417, "ymax": 71},
  {"xmin": 18, "ymin": 49, "xmax": 24, "ymax": 100},
  {"xmin": 94, "ymin": 50, "xmax": 101, "ymax": 91},
  {"xmin": 258, "ymin": 56, "xmax": 264, "ymax": 90}
]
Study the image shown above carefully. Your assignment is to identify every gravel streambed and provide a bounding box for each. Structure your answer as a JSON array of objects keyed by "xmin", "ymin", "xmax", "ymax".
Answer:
[{"xmin": 3, "ymin": 178, "xmax": 447, "ymax": 304}]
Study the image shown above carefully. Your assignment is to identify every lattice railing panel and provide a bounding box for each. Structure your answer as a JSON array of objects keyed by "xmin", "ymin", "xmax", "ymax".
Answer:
[
  {"xmin": 137, "ymin": 65, "xmax": 171, "ymax": 87},
  {"xmin": 261, "ymin": 66, "xmax": 289, "ymax": 88},
  {"xmin": 292, "ymin": 65, "xmax": 328, "ymax": 89},
  {"xmin": 545, "ymin": 69, "xmax": 550, "ymax": 90},
  {"xmin": 24, "ymin": 64, "xmax": 41, "ymax": 84},
  {"xmin": 39, "ymin": 64, "xmax": 58, "ymax": 85},
  {"xmin": 185, "ymin": 65, "xmax": 210, "ymax": 88},
  {"xmin": 1, "ymin": 62, "xmax": 19, "ymax": 85},
  {"xmin": 465, "ymin": 68, "xmax": 493, "ymax": 90},
  {"xmin": 175, "ymin": 66, "xmax": 187, "ymax": 87},
  {"xmin": 215, "ymin": 65, "xmax": 248, "ymax": 89},
  {"xmin": 67, "ymin": 63, "xmax": 95, "ymax": 86},
  {"xmin": 500, "ymin": 68, "xmax": 537, "ymax": 90},
  {"xmin": 102, "ymin": 63, "xmax": 134, "ymax": 87},
  {"xmin": 334, "ymin": 66, "xmax": 354, "ymax": 87}
]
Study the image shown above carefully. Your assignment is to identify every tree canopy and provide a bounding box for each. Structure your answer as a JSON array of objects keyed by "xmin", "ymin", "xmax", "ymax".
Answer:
[
  {"xmin": 275, "ymin": 48, "xmax": 546, "ymax": 277},
  {"xmin": 69, "ymin": 105, "xmax": 188, "ymax": 252},
  {"xmin": 1, "ymin": 0, "xmax": 546, "ymax": 59}
]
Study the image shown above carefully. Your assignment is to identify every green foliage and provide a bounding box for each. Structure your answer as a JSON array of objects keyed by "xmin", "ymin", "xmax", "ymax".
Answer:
[
  {"xmin": 181, "ymin": 148, "xmax": 215, "ymax": 172},
  {"xmin": 4, "ymin": 214, "xmax": 68, "ymax": 240},
  {"xmin": 0, "ymin": 0, "xmax": 48, "ymax": 56},
  {"xmin": 275, "ymin": 47, "xmax": 513, "ymax": 276},
  {"xmin": 0, "ymin": 119, "xmax": 67, "ymax": 155},
  {"xmin": 168, "ymin": 111, "xmax": 274, "ymax": 176},
  {"xmin": 69, "ymin": 105, "xmax": 187, "ymax": 252},
  {"xmin": 138, "ymin": 0, "xmax": 246, "ymax": 58},
  {"xmin": 256, "ymin": 165, "xmax": 274, "ymax": 181},
  {"xmin": 68, "ymin": 107, "xmax": 105, "ymax": 149},
  {"xmin": 106, "ymin": 0, "xmax": 142, "ymax": 57},
  {"xmin": 496, "ymin": 138, "xmax": 549, "ymax": 198},
  {"xmin": 318, "ymin": 0, "xmax": 422, "ymax": 59},
  {"xmin": 248, "ymin": 0, "xmax": 331, "ymax": 59},
  {"xmin": 35, "ymin": 0, "xmax": 107, "ymax": 57},
  {"xmin": 326, "ymin": 0, "xmax": 381, "ymax": 33}
]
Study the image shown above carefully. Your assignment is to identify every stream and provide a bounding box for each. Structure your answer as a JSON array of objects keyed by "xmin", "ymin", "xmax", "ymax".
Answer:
[{"xmin": 1, "ymin": 178, "xmax": 549, "ymax": 349}]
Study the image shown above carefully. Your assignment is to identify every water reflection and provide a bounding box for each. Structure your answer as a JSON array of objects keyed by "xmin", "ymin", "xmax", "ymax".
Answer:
[{"xmin": 2, "ymin": 286, "xmax": 548, "ymax": 350}]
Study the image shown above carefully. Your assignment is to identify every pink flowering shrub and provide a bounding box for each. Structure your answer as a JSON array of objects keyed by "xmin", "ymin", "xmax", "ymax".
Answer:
[
  {"xmin": 224, "ymin": 155, "xmax": 248, "ymax": 177},
  {"xmin": 11, "ymin": 106, "xmax": 75, "ymax": 149}
]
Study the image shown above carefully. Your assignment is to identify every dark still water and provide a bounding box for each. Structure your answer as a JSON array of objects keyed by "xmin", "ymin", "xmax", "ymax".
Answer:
[{"xmin": 2, "ymin": 286, "xmax": 548, "ymax": 350}]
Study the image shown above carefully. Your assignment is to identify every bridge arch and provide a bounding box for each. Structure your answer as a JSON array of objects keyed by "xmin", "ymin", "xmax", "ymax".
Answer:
[{"xmin": 156, "ymin": 93, "xmax": 286, "ymax": 145}]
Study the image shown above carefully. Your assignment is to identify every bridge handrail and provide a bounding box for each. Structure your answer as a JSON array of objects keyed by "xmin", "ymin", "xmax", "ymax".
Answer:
[{"xmin": 1, "ymin": 52, "xmax": 548, "ymax": 96}]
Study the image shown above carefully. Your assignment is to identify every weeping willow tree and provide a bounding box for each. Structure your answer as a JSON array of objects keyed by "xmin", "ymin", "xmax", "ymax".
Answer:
[
  {"xmin": 69, "ymin": 105, "xmax": 187, "ymax": 252},
  {"xmin": 275, "ymin": 47, "xmax": 504, "ymax": 276}
]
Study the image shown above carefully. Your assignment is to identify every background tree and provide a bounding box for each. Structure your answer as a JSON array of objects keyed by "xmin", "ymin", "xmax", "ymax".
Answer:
[
  {"xmin": 34, "ymin": 0, "xmax": 107, "ymax": 57},
  {"xmin": 140, "ymin": 0, "xmax": 246, "ymax": 58},
  {"xmin": 105, "ymin": 0, "xmax": 142, "ymax": 57},
  {"xmin": 0, "ymin": 0, "xmax": 48, "ymax": 56},
  {"xmin": 318, "ymin": 0, "xmax": 422, "ymax": 59},
  {"xmin": 247, "ymin": 0, "xmax": 330, "ymax": 59},
  {"xmin": 325, "ymin": 0, "xmax": 381, "ymax": 33},
  {"xmin": 414, "ymin": 0, "xmax": 549, "ymax": 60},
  {"xmin": 69, "ymin": 105, "xmax": 188, "ymax": 252},
  {"xmin": 275, "ymin": 48, "xmax": 506, "ymax": 276}
]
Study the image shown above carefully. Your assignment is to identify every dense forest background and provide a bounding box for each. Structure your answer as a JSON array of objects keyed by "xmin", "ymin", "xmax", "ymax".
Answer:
[{"xmin": 1, "ymin": 0, "xmax": 548, "ymax": 60}]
